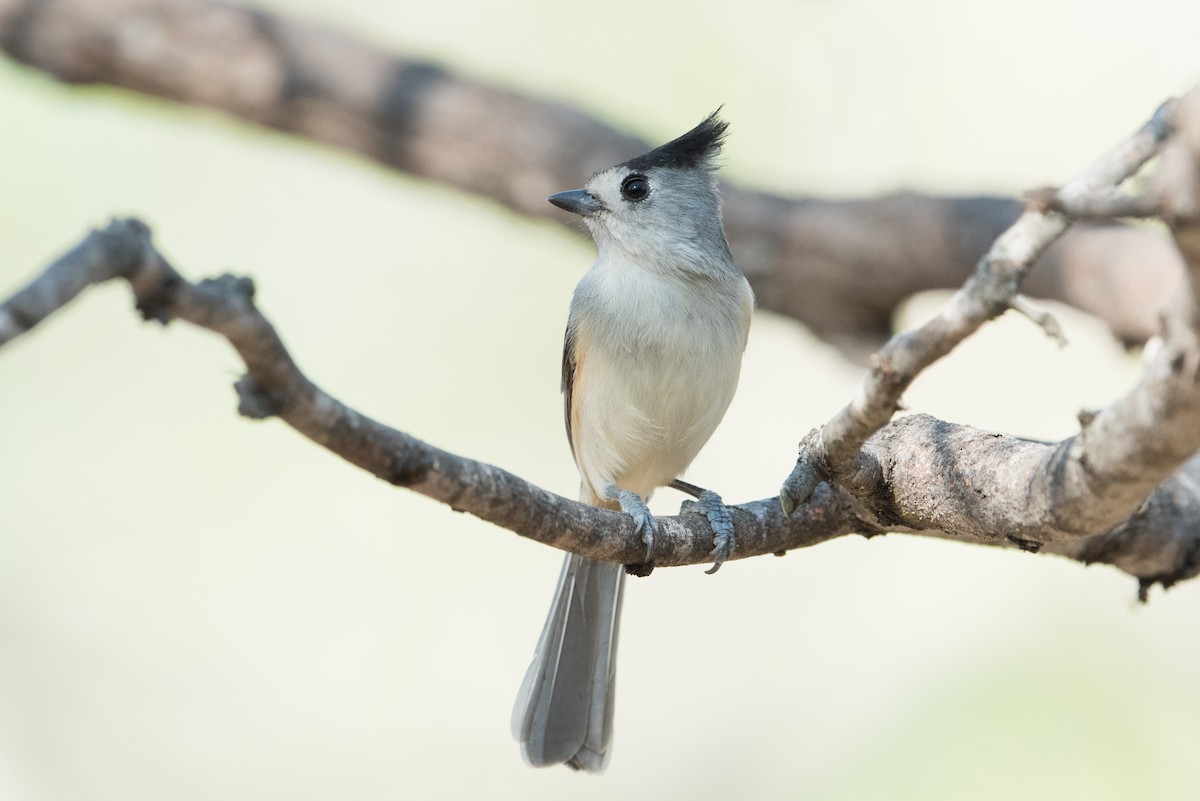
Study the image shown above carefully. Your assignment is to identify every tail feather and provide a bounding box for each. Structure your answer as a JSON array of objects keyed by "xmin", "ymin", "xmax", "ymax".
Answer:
[{"xmin": 513, "ymin": 552, "xmax": 624, "ymax": 772}]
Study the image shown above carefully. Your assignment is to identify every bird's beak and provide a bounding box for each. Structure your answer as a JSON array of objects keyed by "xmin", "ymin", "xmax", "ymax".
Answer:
[{"xmin": 548, "ymin": 189, "xmax": 604, "ymax": 217}]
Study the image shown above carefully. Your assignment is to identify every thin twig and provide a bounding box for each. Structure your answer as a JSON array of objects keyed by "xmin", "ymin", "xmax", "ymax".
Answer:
[{"xmin": 1009, "ymin": 294, "xmax": 1068, "ymax": 346}]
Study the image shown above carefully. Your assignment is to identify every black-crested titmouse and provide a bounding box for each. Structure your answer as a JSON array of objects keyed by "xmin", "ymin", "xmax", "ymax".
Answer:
[{"xmin": 511, "ymin": 112, "xmax": 754, "ymax": 772}]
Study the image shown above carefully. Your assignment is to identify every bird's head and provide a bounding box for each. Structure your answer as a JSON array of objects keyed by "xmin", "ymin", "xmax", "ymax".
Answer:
[{"xmin": 549, "ymin": 111, "xmax": 732, "ymax": 273}]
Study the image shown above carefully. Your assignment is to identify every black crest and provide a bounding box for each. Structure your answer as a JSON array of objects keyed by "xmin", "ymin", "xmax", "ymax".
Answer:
[{"xmin": 619, "ymin": 110, "xmax": 728, "ymax": 173}]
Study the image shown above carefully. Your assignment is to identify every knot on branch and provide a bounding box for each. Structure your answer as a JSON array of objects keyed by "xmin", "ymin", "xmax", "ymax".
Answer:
[
  {"xmin": 98, "ymin": 218, "xmax": 154, "ymax": 264},
  {"xmin": 1137, "ymin": 530, "xmax": 1200, "ymax": 602},
  {"xmin": 198, "ymin": 273, "xmax": 256, "ymax": 303},
  {"xmin": 235, "ymin": 374, "xmax": 285, "ymax": 419},
  {"xmin": 1077, "ymin": 407, "xmax": 1100, "ymax": 428},
  {"xmin": 90, "ymin": 217, "xmax": 185, "ymax": 325},
  {"xmin": 624, "ymin": 562, "xmax": 655, "ymax": 578},
  {"xmin": 187, "ymin": 273, "xmax": 262, "ymax": 333},
  {"xmin": 132, "ymin": 271, "xmax": 181, "ymax": 324}
]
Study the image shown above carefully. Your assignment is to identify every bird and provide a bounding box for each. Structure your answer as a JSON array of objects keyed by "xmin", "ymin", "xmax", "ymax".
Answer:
[{"xmin": 511, "ymin": 111, "xmax": 754, "ymax": 772}]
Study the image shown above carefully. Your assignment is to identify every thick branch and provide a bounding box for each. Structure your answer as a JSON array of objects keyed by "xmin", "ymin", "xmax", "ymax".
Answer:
[
  {"xmin": 0, "ymin": 0, "xmax": 1181, "ymax": 357},
  {"xmin": 2, "ymin": 219, "xmax": 1200, "ymax": 591},
  {"xmin": 874, "ymin": 415, "xmax": 1200, "ymax": 594}
]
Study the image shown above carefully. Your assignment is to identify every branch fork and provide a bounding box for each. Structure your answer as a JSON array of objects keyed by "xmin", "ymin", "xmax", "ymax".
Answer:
[{"xmin": 772, "ymin": 93, "xmax": 1200, "ymax": 599}]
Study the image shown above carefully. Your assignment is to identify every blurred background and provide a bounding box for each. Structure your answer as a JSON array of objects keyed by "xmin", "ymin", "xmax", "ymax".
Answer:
[{"xmin": 2, "ymin": 0, "xmax": 1199, "ymax": 799}]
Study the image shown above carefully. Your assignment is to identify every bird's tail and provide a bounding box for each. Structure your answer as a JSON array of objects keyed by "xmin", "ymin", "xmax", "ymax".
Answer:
[{"xmin": 512, "ymin": 492, "xmax": 625, "ymax": 772}]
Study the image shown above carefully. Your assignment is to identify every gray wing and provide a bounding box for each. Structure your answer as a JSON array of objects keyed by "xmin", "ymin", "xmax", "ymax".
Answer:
[{"xmin": 561, "ymin": 322, "xmax": 577, "ymax": 460}]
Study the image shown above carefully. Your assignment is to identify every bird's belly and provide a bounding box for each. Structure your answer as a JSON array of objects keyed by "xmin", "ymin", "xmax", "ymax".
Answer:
[{"xmin": 572, "ymin": 324, "xmax": 742, "ymax": 500}]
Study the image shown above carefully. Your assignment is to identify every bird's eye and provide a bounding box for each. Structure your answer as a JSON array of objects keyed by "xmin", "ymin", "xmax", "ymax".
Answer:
[{"xmin": 620, "ymin": 175, "xmax": 650, "ymax": 202}]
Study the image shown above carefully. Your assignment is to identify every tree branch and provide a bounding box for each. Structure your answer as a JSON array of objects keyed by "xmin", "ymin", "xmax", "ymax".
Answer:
[
  {"xmin": 771, "ymin": 87, "xmax": 1200, "ymax": 594},
  {"xmin": 0, "ymin": 219, "xmax": 862, "ymax": 569},
  {"xmin": 0, "ymin": 0, "xmax": 1182, "ymax": 358},
  {"xmin": 4, "ymin": 0, "xmax": 1200, "ymax": 594},
  {"xmin": 781, "ymin": 99, "xmax": 1176, "ymax": 510},
  {"xmin": 2, "ymin": 216, "xmax": 1200, "ymax": 590}
]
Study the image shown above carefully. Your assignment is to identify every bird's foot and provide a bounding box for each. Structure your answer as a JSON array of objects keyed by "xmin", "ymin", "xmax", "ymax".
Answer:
[
  {"xmin": 672, "ymin": 480, "xmax": 735, "ymax": 574},
  {"xmin": 604, "ymin": 484, "xmax": 658, "ymax": 562}
]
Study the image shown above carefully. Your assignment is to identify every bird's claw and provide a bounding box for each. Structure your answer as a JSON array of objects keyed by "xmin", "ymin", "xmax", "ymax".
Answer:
[
  {"xmin": 681, "ymin": 490, "xmax": 735, "ymax": 574},
  {"xmin": 612, "ymin": 487, "xmax": 658, "ymax": 562},
  {"xmin": 781, "ymin": 428, "xmax": 826, "ymax": 514}
]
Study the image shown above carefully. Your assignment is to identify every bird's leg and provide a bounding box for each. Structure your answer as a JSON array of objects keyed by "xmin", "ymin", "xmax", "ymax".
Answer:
[
  {"xmin": 670, "ymin": 479, "xmax": 735, "ymax": 575},
  {"xmin": 603, "ymin": 484, "xmax": 658, "ymax": 562}
]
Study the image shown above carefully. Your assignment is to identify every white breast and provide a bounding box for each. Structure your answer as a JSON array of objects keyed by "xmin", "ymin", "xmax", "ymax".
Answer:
[{"xmin": 567, "ymin": 255, "xmax": 752, "ymax": 500}]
